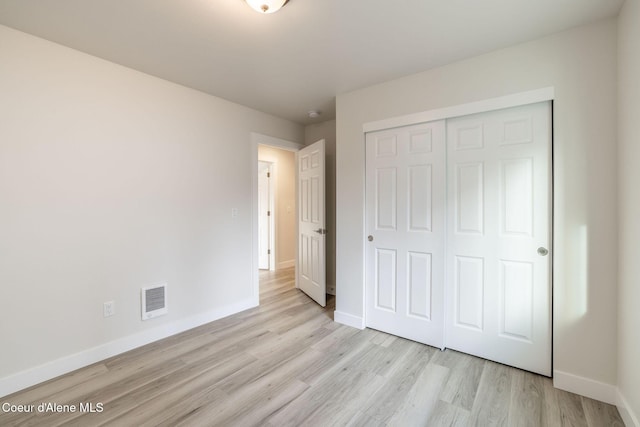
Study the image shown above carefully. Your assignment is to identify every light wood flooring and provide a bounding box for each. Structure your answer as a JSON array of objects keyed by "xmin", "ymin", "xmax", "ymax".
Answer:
[{"xmin": 0, "ymin": 268, "xmax": 624, "ymax": 426}]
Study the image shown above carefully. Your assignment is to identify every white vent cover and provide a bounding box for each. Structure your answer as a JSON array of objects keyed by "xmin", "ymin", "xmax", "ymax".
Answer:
[{"xmin": 141, "ymin": 283, "xmax": 167, "ymax": 320}]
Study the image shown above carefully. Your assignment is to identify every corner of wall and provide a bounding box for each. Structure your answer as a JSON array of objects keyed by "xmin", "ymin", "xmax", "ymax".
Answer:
[
  {"xmin": 553, "ymin": 370, "xmax": 617, "ymax": 405},
  {"xmin": 333, "ymin": 311, "xmax": 365, "ymax": 330},
  {"xmin": 618, "ymin": 388, "xmax": 640, "ymax": 427}
]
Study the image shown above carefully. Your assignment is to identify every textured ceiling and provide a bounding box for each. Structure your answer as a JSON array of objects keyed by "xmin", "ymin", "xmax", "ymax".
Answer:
[{"xmin": 0, "ymin": 0, "xmax": 625, "ymax": 125}]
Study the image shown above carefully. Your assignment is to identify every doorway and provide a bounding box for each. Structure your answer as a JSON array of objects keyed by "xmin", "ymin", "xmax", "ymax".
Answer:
[{"xmin": 256, "ymin": 142, "xmax": 298, "ymax": 301}]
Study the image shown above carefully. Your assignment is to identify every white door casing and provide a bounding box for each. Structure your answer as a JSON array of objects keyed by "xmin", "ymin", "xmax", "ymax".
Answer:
[
  {"xmin": 445, "ymin": 102, "xmax": 551, "ymax": 376},
  {"xmin": 258, "ymin": 161, "xmax": 273, "ymax": 270},
  {"xmin": 365, "ymin": 121, "xmax": 446, "ymax": 348},
  {"xmin": 297, "ymin": 139, "xmax": 326, "ymax": 306}
]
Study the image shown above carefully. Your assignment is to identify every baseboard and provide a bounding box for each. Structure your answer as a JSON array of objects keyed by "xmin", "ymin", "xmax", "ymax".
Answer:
[
  {"xmin": 0, "ymin": 298, "xmax": 257, "ymax": 398},
  {"xmin": 277, "ymin": 259, "xmax": 295, "ymax": 269},
  {"xmin": 334, "ymin": 310, "xmax": 365, "ymax": 329},
  {"xmin": 553, "ymin": 370, "xmax": 617, "ymax": 405},
  {"xmin": 618, "ymin": 388, "xmax": 640, "ymax": 427}
]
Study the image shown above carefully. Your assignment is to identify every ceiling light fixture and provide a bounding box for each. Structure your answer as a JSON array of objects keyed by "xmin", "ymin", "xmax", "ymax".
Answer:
[
  {"xmin": 308, "ymin": 110, "xmax": 321, "ymax": 119},
  {"xmin": 245, "ymin": 0, "xmax": 289, "ymax": 14}
]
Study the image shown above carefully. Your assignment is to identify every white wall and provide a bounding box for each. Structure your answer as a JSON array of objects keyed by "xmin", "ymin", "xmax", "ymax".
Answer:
[
  {"xmin": 305, "ymin": 120, "xmax": 337, "ymax": 294},
  {"xmin": 336, "ymin": 18, "xmax": 618, "ymax": 395},
  {"xmin": 258, "ymin": 145, "xmax": 296, "ymax": 269},
  {"xmin": 0, "ymin": 24, "xmax": 303, "ymax": 394},
  {"xmin": 617, "ymin": 0, "xmax": 640, "ymax": 424}
]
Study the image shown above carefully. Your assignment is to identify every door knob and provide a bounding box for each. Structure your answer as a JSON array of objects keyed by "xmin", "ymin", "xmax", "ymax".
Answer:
[
  {"xmin": 537, "ymin": 247, "xmax": 549, "ymax": 256},
  {"xmin": 314, "ymin": 228, "xmax": 327, "ymax": 235},
  {"xmin": 368, "ymin": 235, "xmax": 374, "ymax": 242}
]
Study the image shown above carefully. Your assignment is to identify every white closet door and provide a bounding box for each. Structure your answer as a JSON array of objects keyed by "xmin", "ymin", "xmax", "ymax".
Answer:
[
  {"xmin": 445, "ymin": 102, "xmax": 551, "ymax": 376},
  {"xmin": 365, "ymin": 121, "xmax": 446, "ymax": 348}
]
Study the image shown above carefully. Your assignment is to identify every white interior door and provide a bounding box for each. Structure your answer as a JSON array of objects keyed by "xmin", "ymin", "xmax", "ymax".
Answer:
[
  {"xmin": 445, "ymin": 102, "xmax": 551, "ymax": 376},
  {"xmin": 365, "ymin": 121, "xmax": 446, "ymax": 347},
  {"xmin": 297, "ymin": 139, "xmax": 326, "ymax": 306},
  {"xmin": 258, "ymin": 161, "xmax": 272, "ymax": 270}
]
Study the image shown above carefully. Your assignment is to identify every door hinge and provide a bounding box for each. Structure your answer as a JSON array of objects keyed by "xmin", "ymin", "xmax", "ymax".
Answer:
[
  {"xmin": 267, "ymin": 210, "xmax": 271, "ymax": 216},
  {"xmin": 267, "ymin": 172, "xmax": 270, "ymax": 178},
  {"xmin": 267, "ymin": 249, "xmax": 271, "ymax": 254}
]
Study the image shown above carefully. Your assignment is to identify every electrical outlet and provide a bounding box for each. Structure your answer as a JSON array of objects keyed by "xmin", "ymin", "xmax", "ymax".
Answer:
[
  {"xmin": 103, "ymin": 301, "xmax": 115, "ymax": 318},
  {"xmin": 231, "ymin": 208, "xmax": 239, "ymax": 218}
]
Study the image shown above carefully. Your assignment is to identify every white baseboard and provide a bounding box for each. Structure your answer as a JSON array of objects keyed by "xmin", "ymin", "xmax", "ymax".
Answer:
[
  {"xmin": 334, "ymin": 310, "xmax": 365, "ymax": 329},
  {"xmin": 618, "ymin": 388, "xmax": 640, "ymax": 427},
  {"xmin": 553, "ymin": 370, "xmax": 617, "ymax": 405},
  {"xmin": 277, "ymin": 259, "xmax": 295, "ymax": 269},
  {"xmin": 0, "ymin": 298, "xmax": 257, "ymax": 398}
]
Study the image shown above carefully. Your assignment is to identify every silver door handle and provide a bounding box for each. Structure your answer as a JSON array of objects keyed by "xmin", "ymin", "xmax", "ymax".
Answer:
[
  {"xmin": 368, "ymin": 235, "xmax": 374, "ymax": 242},
  {"xmin": 314, "ymin": 228, "xmax": 327, "ymax": 235},
  {"xmin": 537, "ymin": 247, "xmax": 549, "ymax": 256}
]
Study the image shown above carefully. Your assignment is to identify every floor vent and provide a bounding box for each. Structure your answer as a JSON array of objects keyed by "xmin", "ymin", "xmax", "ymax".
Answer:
[{"xmin": 141, "ymin": 283, "xmax": 167, "ymax": 320}]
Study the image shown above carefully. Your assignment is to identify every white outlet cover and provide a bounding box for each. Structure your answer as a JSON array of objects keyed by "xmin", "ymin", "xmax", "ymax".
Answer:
[{"xmin": 103, "ymin": 301, "xmax": 115, "ymax": 317}]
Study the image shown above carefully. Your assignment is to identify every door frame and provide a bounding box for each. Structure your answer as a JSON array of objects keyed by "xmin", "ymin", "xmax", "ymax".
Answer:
[
  {"xmin": 361, "ymin": 87, "xmax": 555, "ymax": 367},
  {"xmin": 258, "ymin": 160, "xmax": 275, "ymax": 270},
  {"xmin": 251, "ymin": 133, "xmax": 303, "ymax": 306}
]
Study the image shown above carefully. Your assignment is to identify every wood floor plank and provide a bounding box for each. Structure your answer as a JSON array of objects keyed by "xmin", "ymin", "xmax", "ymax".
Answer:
[
  {"xmin": 386, "ymin": 363, "xmax": 450, "ymax": 426},
  {"xmin": 544, "ymin": 383, "xmax": 585, "ymax": 427},
  {"xmin": 269, "ymin": 369, "xmax": 387, "ymax": 427},
  {"xmin": 363, "ymin": 344, "xmax": 434, "ymax": 423},
  {"xmin": 432, "ymin": 349, "xmax": 485, "ymax": 411},
  {"xmin": 582, "ymin": 396, "xmax": 625, "ymax": 427},
  {"xmin": 427, "ymin": 400, "xmax": 472, "ymax": 426},
  {"xmin": 346, "ymin": 411, "xmax": 387, "ymax": 427},
  {"xmin": 201, "ymin": 379, "xmax": 309, "ymax": 427},
  {"xmin": 508, "ymin": 370, "xmax": 548, "ymax": 427},
  {"xmin": 468, "ymin": 361, "xmax": 512, "ymax": 427}
]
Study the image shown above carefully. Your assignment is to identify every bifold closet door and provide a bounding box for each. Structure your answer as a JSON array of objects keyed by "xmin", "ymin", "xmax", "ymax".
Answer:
[
  {"xmin": 365, "ymin": 121, "xmax": 446, "ymax": 348},
  {"xmin": 445, "ymin": 102, "xmax": 551, "ymax": 376}
]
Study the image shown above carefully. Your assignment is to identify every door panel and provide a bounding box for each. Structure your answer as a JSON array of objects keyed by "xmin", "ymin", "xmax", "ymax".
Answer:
[
  {"xmin": 365, "ymin": 121, "xmax": 446, "ymax": 348},
  {"xmin": 445, "ymin": 102, "xmax": 551, "ymax": 376},
  {"xmin": 297, "ymin": 139, "xmax": 326, "ymax": 307}
]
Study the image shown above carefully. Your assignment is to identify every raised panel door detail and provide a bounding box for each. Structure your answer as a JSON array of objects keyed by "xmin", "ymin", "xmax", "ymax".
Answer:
[
  {"xmin": 311, "ymin": 150, "xmax": 321, "ymax": 168},
  {"xmin": 500, "ymin": 260, "xmax": 534, "ymax": 342},
  {"xmin": 455, "ymin": 256, "xmax": 484, "ymax": 331},
  {"xmin": 301, "ymin": 234, "xmax": 310, "ymax": 279},
  {"xmin": 455, "ymin": 163, "xmax": 484, "ymax": 234},
  {"xmin": 500, "ymin": 116, "xmax": 533, "ymax": 145},
  {"xmin": 301, "ymin": 178, "xmax": 310, "ymax": 222},
  {"xmin": 455, "ymin": 124, "xmax": 483, "ymax": 150},
  {"xmin": 501, "ymin": 158, "xmax": 533, "ymax": 236},
  {"xmin": 376, "ymin": 135, "xmax": 397, "ymax": 157},
  {"xmin": 376, "ymin": 249, "xmax": 397, "ymax": 312},
  {"xmin": 311, "ymin": 237, "xmax": 321, "ymax": 285},
  {"xmin": 409, "ymin": 130, "xmax": 432, "ymax": 153},
  {"xmin": 376, "ymin": 167, "xmax": 397, "ymax": 230},
  {"xmin": 408, "ymin": 164, "xmax": 432, "ymax": 232},
  {"xmin": 407, "ymin": 252, "xmax": 432, "ymax": 320},
  {"xmin": 311, "ymin": 176, "xmax": 320, "ymax": 224},
  {"xmin": 300, "ymin": 154, "xmax": 310, "ymax": 172}
]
